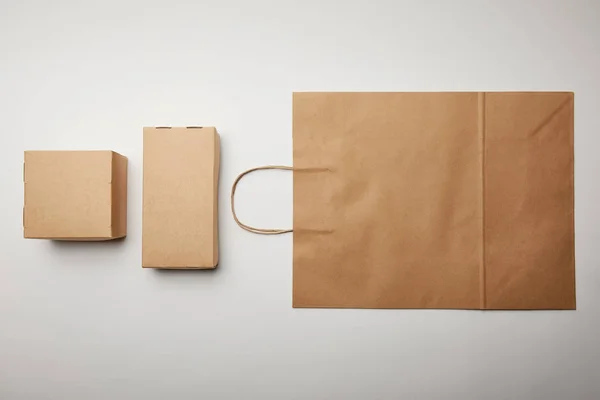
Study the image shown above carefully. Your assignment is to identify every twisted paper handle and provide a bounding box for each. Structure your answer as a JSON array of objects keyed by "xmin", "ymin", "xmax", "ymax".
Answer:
[{"xmin": 230, "ymin": 165, "xmax": 293, "ymax": 235}]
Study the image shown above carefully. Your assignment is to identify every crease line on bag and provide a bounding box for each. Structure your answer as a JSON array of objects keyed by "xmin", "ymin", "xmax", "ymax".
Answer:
[{"xmin": 479, "ymin": 92, "xmax": 487, "ymax": 310}]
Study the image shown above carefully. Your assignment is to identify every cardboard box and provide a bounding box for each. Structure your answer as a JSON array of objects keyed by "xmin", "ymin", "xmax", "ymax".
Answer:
[
  {"xmin": 23, "ymin": 150, "xmax": 128, "ymax": 240},
  {"xmin": 142, "ymin": 127, "xmax": 220, "ymax": 269}
]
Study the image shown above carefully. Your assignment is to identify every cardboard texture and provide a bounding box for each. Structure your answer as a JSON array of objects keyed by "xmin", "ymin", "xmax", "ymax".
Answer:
[
  {"xmin": 292, "ymin": 92, "xmax": 575, "ymax": 310},
  {"xmin": 142, "ymin": 127, "xmax": 220, "ymax": 269},
  {"xmin": 23, "ymin": 150, "xmax": 128, "ymax": 240}
]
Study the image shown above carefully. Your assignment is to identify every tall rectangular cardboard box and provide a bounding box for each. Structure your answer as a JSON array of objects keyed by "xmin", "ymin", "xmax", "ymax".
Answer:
[
  {"xmin": 23, "ymin": 150, "xmax": 128, "ymax": 240},
  {"xmin": 142, "ymin": 127, "xmax": 220, "ymax": 269}
]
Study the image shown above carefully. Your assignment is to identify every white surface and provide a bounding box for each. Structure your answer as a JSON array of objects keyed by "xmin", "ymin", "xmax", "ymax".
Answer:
[{"xmin": 1, "ymin": 1, "xmax": 600, "ymax": 399}]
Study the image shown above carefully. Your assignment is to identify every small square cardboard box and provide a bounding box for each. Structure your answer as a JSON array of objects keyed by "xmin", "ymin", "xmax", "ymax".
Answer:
[{"xmin": 23, "ymin": 150, "xmax": 128, "ymax": 240}]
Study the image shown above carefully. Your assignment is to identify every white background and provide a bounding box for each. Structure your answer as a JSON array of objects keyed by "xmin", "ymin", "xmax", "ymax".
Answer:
[{"xmin": 1, "ymin": 1, "xmax": 599, "ymax": 399}]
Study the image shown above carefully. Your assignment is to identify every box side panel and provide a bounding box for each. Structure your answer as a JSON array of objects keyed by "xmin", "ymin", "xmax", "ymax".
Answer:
[
  {"xmin": 212, "ymin": 132, "xmax": 220, "ymax": 267},
  {"xmin": 111, "ymin": 152, "xmax": 128, "ymax": 238}
]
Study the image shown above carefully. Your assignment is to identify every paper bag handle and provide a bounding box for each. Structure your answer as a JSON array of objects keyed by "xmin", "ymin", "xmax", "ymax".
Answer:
[{"xmin": 231, "ymin": 165, "xmax": 293, "ymax": 235}]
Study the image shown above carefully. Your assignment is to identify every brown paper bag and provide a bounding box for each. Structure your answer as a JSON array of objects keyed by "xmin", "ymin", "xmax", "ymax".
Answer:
[{"xmin": 234, "ymin": 92, "xmax": 575, "ymax": 310}]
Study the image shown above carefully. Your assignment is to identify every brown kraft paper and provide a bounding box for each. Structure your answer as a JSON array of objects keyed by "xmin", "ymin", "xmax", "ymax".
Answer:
[
  {"xmin": 143, "ymin": 127, "xmax": 220, "ymax": 269},
  {"xmin": 292, "ymin": 92, "xmax": 574, "ymax": 310}
]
